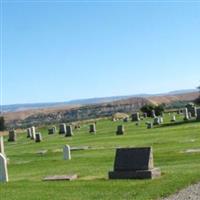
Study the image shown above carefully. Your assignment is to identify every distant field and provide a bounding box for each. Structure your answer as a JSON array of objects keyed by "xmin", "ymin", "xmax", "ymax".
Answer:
[{"xmin": 1, "ymin": 114, "xmax": 200, "ymax": 200}]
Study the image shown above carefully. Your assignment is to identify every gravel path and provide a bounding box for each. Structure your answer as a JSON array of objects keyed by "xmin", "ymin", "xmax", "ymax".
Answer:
[{"xmin": 162, "ymin": 182, "xmax": 200, "ymax": 200}]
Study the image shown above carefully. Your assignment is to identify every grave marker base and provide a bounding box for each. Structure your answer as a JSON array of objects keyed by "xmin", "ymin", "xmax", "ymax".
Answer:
[{"xmin": 109, "ymin": 167, "xmax": 161, "ymax": 179}]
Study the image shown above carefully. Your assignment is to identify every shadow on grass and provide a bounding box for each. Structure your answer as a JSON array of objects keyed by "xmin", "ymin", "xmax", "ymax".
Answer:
[{"xmin": 155, "ymin": 119, "xmax": 200, "ymax": 129}]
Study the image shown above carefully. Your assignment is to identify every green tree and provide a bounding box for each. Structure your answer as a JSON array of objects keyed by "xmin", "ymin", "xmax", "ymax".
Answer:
[
  {"xmin": 0, "ymin": 116, "xmax": 6, "ymax": 131},
  {"xmin": 140, "ymin": 104, "xmax": 155, "ymax": 117},
  {"xmin": 140, "ymin": 104, "xmax": 165, "ymax": 117}
]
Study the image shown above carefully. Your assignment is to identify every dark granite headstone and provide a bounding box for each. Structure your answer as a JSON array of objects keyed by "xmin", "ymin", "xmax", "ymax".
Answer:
[
  {"xmin": 197, "ymin": 108, "xmax": 200, "ymax": 120},
  {"xmin": 35, "ymin": 132, "xmax": 42, "ymax": 142},
  {"xmin": 48, "ymin": 126, "xmax": 56, "ymax": 135},
  {"xmin": 59, "ymin": 123, "xmax": 66, "ymax": 134},
  {"xmin": 109, "ymin": 147, "xmax": 161, "ymax": 179},
  {"xmin": 89, "ymin": 124, "xmax": 96, "ymax": 133},
  {"xmin": 123, "ymin": 117, "xmax": 129, "ymax": 122},
  {"xmin": 131, "ymin": 112, "xmax": 140, "ymax": 122},
  {"xmin": 8, "ymin": 130, "xmax": 16, "ymax": 142},
  {"xmin": 65, "ymin": 125, "xmax": 73, "ymax": 137},
  {"xmin": 116, "ymin": 125, "xmax": 124, "ymax": 135}
]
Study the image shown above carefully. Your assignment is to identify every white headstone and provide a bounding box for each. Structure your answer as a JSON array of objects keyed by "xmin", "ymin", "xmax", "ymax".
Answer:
[
  {"xmin": 31, "ymin": 126, "xmax": 36, "ymax": 140},
  {"xmin": 0, "ymin": 136, "xmax": 4, "ymax": 155},
  {"xmin": 183, "ymin": 108, "xmax": 189, "ymax": 121},
  {"xmin": 63, "ymin": 145, "xmax": 71, "ymax": 160},
  {"xmin": 171, "ymin": 115, "xmax": 176, "ymax": 122},
  {"xmin": 0, "ymin": 153, "xmax": 8, "ymax": 182}
]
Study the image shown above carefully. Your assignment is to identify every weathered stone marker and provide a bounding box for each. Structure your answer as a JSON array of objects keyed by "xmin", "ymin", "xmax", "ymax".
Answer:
[
  {"xmin": 0, "ymin": 153, "xmax": 8, "ymax": 182},
  {"xmin": 48, "ymin": 126, "xmax": 56, "ymax": 135},
  {"xmin": 8, "ymin": 130, "xmax": 16, "ymax": 142},
  {"xmin": 63, "ymin": 145, "xmax": 71, "ymax": 160},
  {"xmin": 131, "ymin": 112, "xmax": 140, "ymax": 122},
  {"xmin": 59, "ymin": 123, "xmax": 66, "ymax": 134},
  {"xmin": 27, "ymin": 128, "xmax": 32, "ymax": 138},
  {"xmin": 123, "ymin": 117, "xmax": 129, "ymax": 122},
  {"xmin": 35, "ymin": 132, "xmax": 42, "ymax": 142},
  {"xmin": 159, "ymin": 117, "xmax": 163, "ymax": 124},
  {"xmin": 65, "ymin": 125, "xmax": 73, "ymax": 137},
  {"xmin": 153, "ymin": 117, "xmax": 160, "ymax": 125},
  {"xmin": 147, "ymin": 122, "xmax": 153, "ymax": 129},
  {"xmin": 197, "ymin": 108, "xmax": 200, "ymax": 120},
  {"xmin": 171, "ymin": 115, "xmax": 176, "ymax": 122},
  {"xmin": 151, "ymin": 110, "xmax": 156, "ymax": 118},
  {"xmin": 43, "ymin": 174, "xmax": 77, "ymax": 181},
  {"xmin": 183, "ymin": 108, "xmax": 189, "ymax": 121},
  {"xmin": 0, "ymin": 136, "xmax": 4, "ymax": 155},
  {"xmin": 89, "ymin": 124, "xmax": 96, "ymax": 133},
  {"xmin": 186, "ymin": 103, "xmax": 197, "ymax": 117},
  {"xmin": 31, "ymin": 126, "xmax": 36, "ymax": 140},
  {"xmin": 108, "ymin": 147, "xmax": 161, "ymax": 179},
  {"xmin": 116, "ymin": 125, "xmax": 124, "ymax": 135},
  {"xmin": 143, "ymin": 112, "xmax": 147, "ymax": 118}
]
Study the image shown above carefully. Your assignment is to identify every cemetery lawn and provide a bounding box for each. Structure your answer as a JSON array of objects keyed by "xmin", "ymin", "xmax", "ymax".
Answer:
[{"xmin": 1, "ymin": 115, "xmax": 200, "ymax": 200}]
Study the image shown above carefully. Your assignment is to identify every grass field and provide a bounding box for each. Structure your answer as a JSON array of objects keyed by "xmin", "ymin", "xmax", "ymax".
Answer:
[{"xmin": 1, "ymin": 114, "xmax": 200, "ymax": 200}]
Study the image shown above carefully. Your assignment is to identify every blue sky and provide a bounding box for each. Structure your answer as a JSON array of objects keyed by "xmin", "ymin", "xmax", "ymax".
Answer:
[{"xmin": 1, "ymin": 1, "xmax": 200, "ymax": 105}]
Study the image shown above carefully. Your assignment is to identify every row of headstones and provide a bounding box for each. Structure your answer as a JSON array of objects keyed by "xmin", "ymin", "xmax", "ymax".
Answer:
[
  {"xmin": 56, "ymin": 123, "xmax": 96, "ymax": 135},
  {"xmin": 6, "ymin": 123, "xmax": 97, "ymax": 143}
]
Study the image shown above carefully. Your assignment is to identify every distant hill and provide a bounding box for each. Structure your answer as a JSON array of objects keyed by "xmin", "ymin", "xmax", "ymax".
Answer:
[
  {"xmin": 3, "ymin": 90, "xmax": 199, "ymax": 128},
  {"xmin": 1, "ymin": 89, "xmax": 198, "ymax": 113}
]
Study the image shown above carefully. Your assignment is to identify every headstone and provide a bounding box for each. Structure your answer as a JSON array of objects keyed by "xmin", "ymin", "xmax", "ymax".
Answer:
[
  {"xmin": 48, "ymin": 126, "xmax": 56, "ymax": 135},
  {"xmin": 89, "ymin": 124, "xmax": 96, "ymax": 133},
  {"xmin": 153, "ymin": 117, "xmax": 160, "ymax": 125},
  {"xmin": 35, "ymin": 132, "xmax": 42, "ymax": 142},
  {"xmin": 0, "ymin": 136, "xmax": 4, "ymax": 155},
  {"xmin": 197, "ymin": 108, "xmax": 200, "ymax": 120},
  {"xmin": 183, "ymin": 108, "xmax": 189, "ymax": 121},
  {"xmin": 31, "ymin": 126, "xmax": 36, "ymax": 140},
  {"xmin": 186, "ymin": 103, "xmax": 197, "ymax": 117},
  {"xmin": 143, "ymin": 113, "xmax": 147, "ymax": 118},
  {"xmin": 188, "ymin": 112, "xmax": 192, "ymax": 119},
  {"xmin": 171, "ymin": 115, "xmax": 176, "ymax": 122},
  {"xmin": 65, "ymin": 125, "xmax": 73, "ymax": 137},
  {"xmin": 146, "ymin": 122, "xmax": 153, "ymax": 129},
  {"xmin": 27, "ymin": 128, "xmax": 32, "ymax": 138},
  {"xmin": 8, "ymin": 130, "xmax": 16, "ymax": 142},
  {"xmin": 151, "ymin": 110, "xmax": 156, "ymax": 118},
  {"xmin": 159, "ymin": 117, "xmax": 163, "ymax": 124},
  {"xmin": 63, "ymin": 145, "xmax": 71, "ymax": 160},
  {"xmin": 59, "ymin": 123, "xmax": 66, "ymax": 134},
  {"xmin": 123, "ymin": 117, "xmax": 129, "ymax": 122},
  {"xmin": 116, "ymin": 125, "xmax": 124, "ymax": 135},
  {"xmin": 131, "ymin": 112, "xmax": 140, "ymax": 122},
  {"xmin": 108, "ymin": 147, "xmax": 161, "ymax": 179},
  {"xmin": 0, "ymin": 153, "xmax": 8, "ymax": 182}
]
